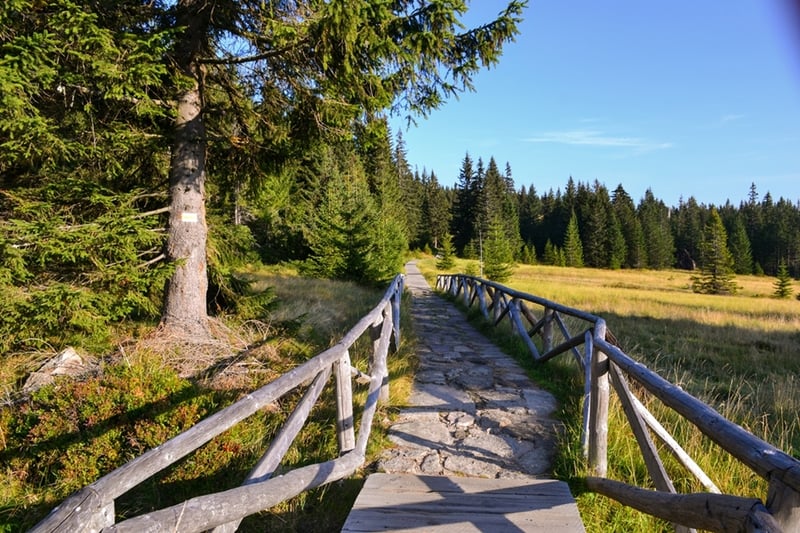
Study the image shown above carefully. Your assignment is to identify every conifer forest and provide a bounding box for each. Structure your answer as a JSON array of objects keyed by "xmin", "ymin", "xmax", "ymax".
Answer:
[{"xmin": 1, "ymin": 0, "xmax": 798, "ymax": 356}]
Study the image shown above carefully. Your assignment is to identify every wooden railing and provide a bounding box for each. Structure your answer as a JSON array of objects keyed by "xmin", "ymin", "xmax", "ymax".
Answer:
[
  {"xmin": 436, "ymin": 274, "xmax": 800, "ymax": 533},
  {"xmin": 30, "ymin": 274, "xmax": 404, "ymax": 533}
]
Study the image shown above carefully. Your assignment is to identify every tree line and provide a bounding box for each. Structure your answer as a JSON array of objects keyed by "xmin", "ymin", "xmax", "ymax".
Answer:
[{"xmin": 406, "ymin": 153, "xmax": 799, "ymax": 282}]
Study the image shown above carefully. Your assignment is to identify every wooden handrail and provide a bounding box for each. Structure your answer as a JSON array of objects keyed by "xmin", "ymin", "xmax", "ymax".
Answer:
[
  {"xmin": 31, "ymin": 274, "xmax": 405, "ymax": 533},
  {"xmin": 435, "ymin": 273, "xmax": 799, "ymax": 532}
]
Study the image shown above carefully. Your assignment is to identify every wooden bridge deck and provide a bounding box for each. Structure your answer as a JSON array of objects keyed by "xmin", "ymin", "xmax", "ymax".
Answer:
[{"xmin": 342, "ymin": 473, "xmax": 585, "ymax": 532}]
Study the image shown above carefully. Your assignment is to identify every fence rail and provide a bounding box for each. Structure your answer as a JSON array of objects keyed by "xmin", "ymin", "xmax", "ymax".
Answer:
[
  {"xmin": 437, "ymin": 273, "xmax": 799, "ymax": 533},
  {"xmin": 30, "ymin": 274, "xmax": 405, "ymax": 533}
]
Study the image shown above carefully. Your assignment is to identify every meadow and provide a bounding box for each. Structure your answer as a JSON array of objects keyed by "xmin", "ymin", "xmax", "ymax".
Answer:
[{"xmin": 416, "ymin": 257, "xmax": 800, "ymax": 531}]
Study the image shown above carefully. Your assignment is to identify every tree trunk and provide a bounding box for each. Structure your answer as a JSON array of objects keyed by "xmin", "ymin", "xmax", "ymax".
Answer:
[{"xmin": 161, "ymin": 0, "xmax": 210, "ymax": 337}]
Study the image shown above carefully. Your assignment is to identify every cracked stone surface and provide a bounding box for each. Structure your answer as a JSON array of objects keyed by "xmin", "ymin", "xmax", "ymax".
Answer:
[{"xmin": 377, "ymin": 261, "xmax": 563, "ymax": 479}]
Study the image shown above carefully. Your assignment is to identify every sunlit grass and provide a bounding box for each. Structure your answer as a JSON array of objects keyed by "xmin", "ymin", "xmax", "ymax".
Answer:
[
  {"xmin": 417, "ymin": 256, "xmax": 800, "ymax": 531},
  {"xmin": 0, "ymin": 267, "xmax": 415, "ymax": 532}
]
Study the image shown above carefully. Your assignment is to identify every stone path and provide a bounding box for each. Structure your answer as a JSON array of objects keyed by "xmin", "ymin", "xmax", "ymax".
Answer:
[{"xmin": 376, "ymin": 262, "xmax": 563, "ymax": 480}]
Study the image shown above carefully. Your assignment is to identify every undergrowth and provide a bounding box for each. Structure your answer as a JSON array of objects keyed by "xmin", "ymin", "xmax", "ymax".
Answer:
[{"xmin": 0, "ymin": 268, "xmax": 415, "ymax": 532}]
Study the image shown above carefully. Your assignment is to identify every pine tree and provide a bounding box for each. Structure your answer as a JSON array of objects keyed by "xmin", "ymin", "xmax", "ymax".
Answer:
[
  {"xmin": 1, "ymin": 0, "xmax": 526, "ymax": 337},
  {"xmin": 692, "ymin": 208, "xmax": 738, "ymax": 295},
  {"xmin": 483, "ymin": 216, "xmax": 515, "ymax": 282},
  {"xmin": 422, "ymin": 171, "xmax": 451, "ymax": 249},
  {"xmin": 452, "ymin": 153, "xmax": 478, "ymax": 254},
  {"xmin": 639, "ymin": 189, "xmax": 675, "ymax": 269},
  {"xmin": 728, "ymin": 214, "xmax": 754, "ymax": 274},
  {"xmin": 543, "ymin": 239, "xmax": 559, "ymax": 266},
  {"xmin": 436, "ymin": 234, "xmax": 456, "ymax": 270},
  {"xmin": 302, "ymin": 154, "xmax": 403, "ymax": 283},
  {"xmin": 608, "ymin": 212, "xmax": 627, "ymax": 270},
  {"xmin": 773, "ymin": 260, "xmax": 793, "ymax": 299},
  {"xmin": 612, "ymin": 184, "xmax": 646, "ymax": 268},
  {"xmin": 563, "ymin": 210, "xmax": 584, "ymax": 267}
]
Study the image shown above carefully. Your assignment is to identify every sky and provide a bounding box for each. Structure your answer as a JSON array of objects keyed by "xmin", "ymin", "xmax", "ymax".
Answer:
[{"xmin": 389, "ymin": 1, "xmax": 800, "ymax": 208}]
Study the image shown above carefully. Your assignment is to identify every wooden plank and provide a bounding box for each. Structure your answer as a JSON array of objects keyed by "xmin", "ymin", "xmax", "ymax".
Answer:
[
  {"xmin": 586, "ymin": 477, "xmax": 782, "ymax": 533},
  {"xmin": 343, "ymin": 474, "xmax": 585, "ymax": 533}
]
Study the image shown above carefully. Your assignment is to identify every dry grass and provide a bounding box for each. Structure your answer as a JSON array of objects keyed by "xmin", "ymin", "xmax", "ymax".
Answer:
[
  {"xmin": 1, "ymin": 267, "xmax": 416, "ymax": 531},
  {"xmin": 417, "ymin": 256, "xmax": 800, "ymax": 531}
]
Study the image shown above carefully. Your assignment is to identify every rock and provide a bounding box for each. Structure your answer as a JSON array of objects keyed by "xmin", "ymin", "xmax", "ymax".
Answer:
[{"xmin": 22, "ymin": 348, "xmax": 94, "ymax": 393}]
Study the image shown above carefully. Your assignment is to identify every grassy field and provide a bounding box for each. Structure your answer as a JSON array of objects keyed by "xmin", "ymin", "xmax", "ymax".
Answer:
[
  {"xmin": 0, "ymin": 266, "xmax": 416, "ymax": 532},
  {"xmin": 416, "ymin": 256, "xmax": 800, "ymax": 531}
]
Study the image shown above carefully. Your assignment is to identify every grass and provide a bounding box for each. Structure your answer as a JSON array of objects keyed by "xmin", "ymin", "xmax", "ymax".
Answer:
[
  {"xmin": 0, "ymin": 265, "xmax": 416, "ymax": 532},
  {"xmin": 416, "ymin": 256, "xmax": 800, "ymax": 531}
]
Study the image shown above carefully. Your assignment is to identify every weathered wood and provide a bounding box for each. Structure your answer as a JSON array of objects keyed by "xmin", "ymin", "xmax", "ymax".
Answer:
[
  {"xmin": 343, "ymin": 474, "xmax": 586, "ymax": 533},
  {"xmin": 29, "ymin": 487, "xmax": 112, "ymax": 533},
  {"xmin": 108, "ymin": 308, "xmax": 396, "ymax": 533},
  {"xmin": 446, "ymin": 275, "xmax": 603, "ymax": 324},
  {"xmin": 335, "ymin": 351, "xmax": 356, "ymax": 453},
  {"xmin": 538, "ymin": 329, "xmax": 590, "ymax": 364},
  {"xmin": 608, "ymin": 363, "xmax": 695, "ymax": 533},
  {"xmin": 581, "ymin": 331, "xmax": 592, "ymax": 457},
  {"xmin": 32, "ymin": 274, "xmax": 405, "ymax": 533},
  {"xmin": 586, "ymin": 477, "xmax": 783, "ymax": 533},
  {"xmin": 391, "ymin": 278, "xmax": 402, "ymax": 349},
  {"xmin": 493, "ymin": 293, "xmax": 510, "ymax": 326},
  {"xmin": 542, "ymin": 307, "xmax": 555, "ymax": 353},
  {"xmin": 108, "ymin": 453, "xmax": 366, "ymax": 533},
  {"xmin": 518, "ymin": 300, "xmax": 538, "ymax": 329},
  {"xmin": 375, "ymin": 305, "xmax": 393, "ymax": 403},
  {"xmin": 212, "ymin": 366, "xmax": 332, "ymax": 533},
  {"xmin": 595, "ymin": 337, "xmax": 800, "ymax": 493},
  {"xmin": 508, "ymin": 299, "xmax": 540, "ymax": 359},
  {"xmin": 610, "ymin": 363, "xmax": 676, "ymax": 494},
  {"xmin": 554, "ymin": 312, "xmax": 585, "ymax": 367},
  {"xmin": 476, "ymin": 283, "xmax": 489, "ymax": 319},
  {"xmin": 630, "ymin": 393, "xmax": 720, "ymax": 494},
  {"xmin": 588, "ymin": 320, "xmax": 609, "ymax": 477},
  {"xmin": 767, "ymin": 477, "xmax": 800, "ymax": 531}
]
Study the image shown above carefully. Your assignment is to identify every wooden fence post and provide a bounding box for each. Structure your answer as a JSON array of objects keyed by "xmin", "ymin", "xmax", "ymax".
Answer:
[
  {"xmin": 391, "ymin": 281, "xmax": 402, "ymax": 351},
  {"xmin": 368, "ymin": 304, "xmax": 393, "ymax": 404},
  {"xmin": 589, "ymin": 319, "xmax": 609, "ymax": 476},
  {"xmin": 582, "ymin": 330, "xmax": 593, "ymax": 459},
  {"xmin": 542, "ymin": 308, "xmax": 554, "ymax": 353},
  {"xmin": 767, "ymin": 477, "xmax": 800, "ymax": 530},
  {"xmin": 334, "ymin": 350, "xmax": 355, "ymax": 454}
]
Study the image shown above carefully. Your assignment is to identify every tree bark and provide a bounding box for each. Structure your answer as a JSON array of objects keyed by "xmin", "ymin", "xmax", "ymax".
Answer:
[{"xmin": 161, "ymin": 0, "xmax": 211, "ymax": 337}]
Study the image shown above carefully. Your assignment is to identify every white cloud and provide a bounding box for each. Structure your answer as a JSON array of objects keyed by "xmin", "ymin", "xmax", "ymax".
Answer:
[
  {"xmin": 523, "ymin": 129, "xmax": 672, "ymax": 152},
  {"xmin": 720, "ymin": 114, "xmax": 745, "ymax": 124}
]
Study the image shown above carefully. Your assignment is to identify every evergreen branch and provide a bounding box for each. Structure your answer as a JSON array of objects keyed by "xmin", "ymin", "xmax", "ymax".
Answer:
[
  {"xmin": 198, "ymin": 39, "xmax": 309, "ymax": 66},
  {"xmin": 132, "ymin": 206, "xmax": 170, "ymax": 219},
  {"xmin": 138, "ymin": 253, "xmax": 166, "ymax": 268}
]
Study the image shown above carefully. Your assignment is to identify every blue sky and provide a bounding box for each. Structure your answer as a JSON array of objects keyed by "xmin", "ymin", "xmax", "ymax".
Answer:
[{"xmin": 390, "ymin": 1, "xmax": 800, "ymax": 207}]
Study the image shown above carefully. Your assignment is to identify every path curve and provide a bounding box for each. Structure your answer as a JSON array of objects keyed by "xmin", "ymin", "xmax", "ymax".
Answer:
[{"xmin": 377, "ymin": 262, "xmax": 563, "ymax": 479}]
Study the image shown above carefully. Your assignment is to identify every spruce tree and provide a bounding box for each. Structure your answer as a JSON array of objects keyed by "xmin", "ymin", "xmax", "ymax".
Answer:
[
  {"xmin": 452, "ymin": 153, "xmax": 478, "ymax": 254},
  {"xmin": 2, "ymin": 0, "xmax": 527, "ymax": 338},
  {"xmin": 483, "ymin": 216, "xmax": 515, "ymax": 282},
  {"xmin": 639, "ymin": 189, "xmax": 675, "ymax": 269},
  {"xmin": 692, "ymin": 208, "xmax": 738, "ymax": 295},
  {"xmin": 608, "ymin": 212, "xmax": 627, "ymax": 270},
  {"xmin": 543, "ymin": 239, "xmax": 559, "ymax": 266},
  {"xmin": 436, "ymin": 234, "xmax": 456, "ymax": 270},
  {"xmin": 773, "ymin": 260, "xmax": 793, "ymax": 299},
  {"xmin": 563, "ymin": 210, "xmax": 584, "ymax": 267},
  {"xmin": 612, "ymin": 184, "xmax": 645, "ymax": 268},
  {"xmin": 728, "ymin": 215, "xmax": 754, "ymax": 274}
]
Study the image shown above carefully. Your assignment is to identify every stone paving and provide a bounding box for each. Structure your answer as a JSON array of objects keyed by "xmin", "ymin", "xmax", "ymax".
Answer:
[{"xmin": 377, "ymin": 262, "xmax": 563, "ymax": 480}]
